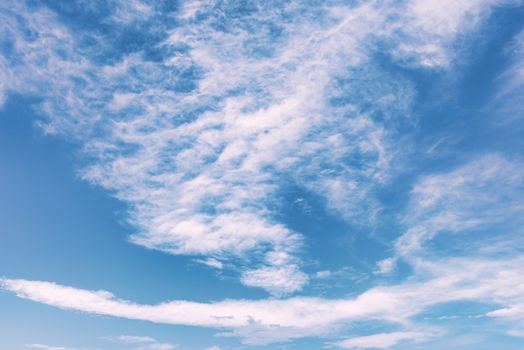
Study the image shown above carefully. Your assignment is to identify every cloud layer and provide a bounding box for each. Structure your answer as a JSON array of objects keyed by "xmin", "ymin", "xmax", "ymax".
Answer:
[
  {"xmin": 4, "ymin": 248, "xmax": 524, "ymax": 345},
  {"xmin": 2, "ymin": 0, "xmax": 524, "ymax": 348},
  {"xmin": 2, "ymin": 0, "xmax": 516, "ymax": 296}
]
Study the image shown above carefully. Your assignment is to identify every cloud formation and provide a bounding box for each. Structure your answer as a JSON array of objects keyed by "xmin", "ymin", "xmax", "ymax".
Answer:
[
  {"xmin": 2, "ymin": 0, "xmax": 516, "ymax": 296},
  {"xmin": 2, "ymin": 0, "xmax": 524, "ymax": 347},
  {"xmin": 111, "ymin": 335, "xmax": 177, "ymax": 350},
  {"xmin": 6, "ymin": 154, "xmax": 524, "ymax": 345},
  {"xmin": 4, "ymin": 252, "xmax": 524, "ymax": 345},
  {"xmin": 395, "ymin": 154, "xmax": 524, "ymax": 258},
  {"xmin": 26, "ymin": 344, "xmax": 99, "ymax": 350},
  {"xmin": 333, "ymin": 331, "xmax": 432, "ymax": 349},
  {"xmin": 24, "ymin": 334, "xmax": 177, "ymax": 350}
]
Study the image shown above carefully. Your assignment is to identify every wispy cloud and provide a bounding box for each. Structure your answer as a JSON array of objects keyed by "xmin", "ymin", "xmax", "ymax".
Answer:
[
  {"xmin": 3, "ymin": 1, "xmax": 524, "ymax": 347},
  {"xmin": 240, "ymin": 263, "xmax": 308, "ymax": 296},
  {"xmin": 0, "ymin": 0, "xmax": 521, "ymax": 328},
  {"xmin": 115, "ymin": 335, "xmax": 157, "ymax": 344},
  {"xmin": 375, "ymin": 257, "xmax": 396, "ymax": 275},
  {"xmin": 487, "ymin": 302, "xmax": 524, "ymax": 338},
  {"xmin": 109, "ymin": 335, "xmax": 177, "ymax": 350},
  {"xmin": 110, "ymin": 0, "xmax": 154, "ymax": 24},
  {"xmin": 391, "ymin": 0, "xmax": 520, "ymax": 67},
  {"xmin": 1, "ymin": 0, "xmax": 521, "ymax": 311},
  {"xmin": 24, "ymin": 335, "xmax": 177, "ymax": 350},
  {"xmin": 394, "ymin": 154, "xmax": 524, "ymax": 259},
  {"xmin": 332, "ymin": 331, "xmax": 433, "ymax": 349},
  {"xmin": 4, "ymin": 255, "xmax": 524, "ymax": 345},
  {"xmin": 489, "ymin": 27, "xmax": 524, "ymax": 123},
  {"xmin": 25, "ymin": 344, "xmax": 100, "ymax": 350}
]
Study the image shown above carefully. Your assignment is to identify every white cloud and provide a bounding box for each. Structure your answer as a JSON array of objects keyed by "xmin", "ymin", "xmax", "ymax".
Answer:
[
  {"xmin": 196, "ymin": 258, "xmax": 224, "ymax": 269},
  {"xmin": 2, "ymin": 0, "xmax": 523, "ymax": 347},
  {"xmin": 4, "ymin": 255, "xmax": 524, "ymax": 345},
  {"xmin": 369, "ymin": 154, "xmax": 524, "ymax": 339},
  {"xmin": 110, "ymin": 0, "xmax": 154, "ymax": 24},
  {"xmin": 486, "ymin": 303, "xmax": 524, "ymax": 337},
  {"xmin": 333, "ymin": 331, "xmax": 432, "ymax": 349},
  {"xmin": 0, "ymin": 2, "xmax": 91, "ymax": 112},
  {"xmin": 391, "ymin": 0, "xmax": 521, "ymax": 67},
  {"xmin": 437, "ymin": 315, "xmax": 460, "ymax": 320},
  {"xmin": 375, "ymin": 258, "xmax": 396, "ymax": 275},
  {"xmin": 1, "ymin": 0, "xmax": 517, "ymax": 297},
  {"xmin": 0, "ymin": 0, "xmax": 391, "ymax": 294},
  {"xmin": 108, "ymin": 334, "xmax": 177, "ymax": 350},
  {"xmin": 26, "ymin": 345, "xmax": 72, "ymax": 350},
  {"xmin": 394, "ymin": 154, "xmax": 524, "ymax": 258},
  {"xmin": 240, "ymin": 264, "xmax": 309, "ymax": 296},
  {"xmin": 178, "ymin": 0, "xmax": 212, "ymax": 20},
  {"xmin": 137, "ymin": 343, "xmax": 176, "ymax": 350},
  {"xmin": 25, "ymin": 344, "xmax": 99, "ymax": 350},
  {"xmin": 489, "ymin": 27, "xmax": 524, "ymax": 123},
  {"xmin": 115, "ymin": 335, "xmax": 156, "ymax": 343},
  {"xmin": 315, "ymin": 270, "xmax": 332, "ymax": 279},
  {"xmin": 507, "ymin": 29, "xmax": 524, "ymax": 87},
  {"xmin": 25, "ymin": 335, "xmax": 177, "ymax": 350}
]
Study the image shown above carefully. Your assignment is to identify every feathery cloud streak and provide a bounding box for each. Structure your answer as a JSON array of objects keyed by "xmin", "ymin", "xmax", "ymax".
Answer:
[
  {"xmin": 3, "ymin": 249, "xmax": 524, "ymax": 345},
  {"xmin": 333, "ymin": 331, "xmax": 432, "ymax": 349},
  {"xmin": 396, "ymin": 154, "xmax": 524, "ymax": 258},
  {"xmin": 1, "ymin": 0, "xmax": 517, "ymax": 296}
]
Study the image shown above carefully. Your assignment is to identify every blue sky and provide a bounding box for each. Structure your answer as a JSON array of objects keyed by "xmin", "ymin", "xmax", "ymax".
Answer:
[{"xmin": 1, "ymin": 0, "xmax": 524, "ymax": 349}]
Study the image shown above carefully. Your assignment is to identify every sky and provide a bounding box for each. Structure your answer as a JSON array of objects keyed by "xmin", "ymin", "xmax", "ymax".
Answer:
[{"xmin": 1, "ymin": 0, "xmax": 524, "ymax": 349}]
